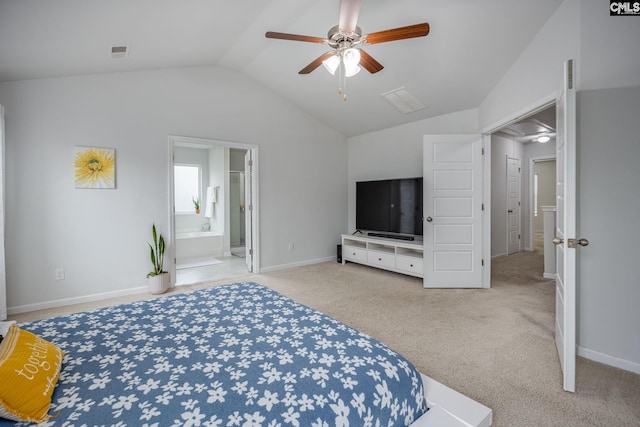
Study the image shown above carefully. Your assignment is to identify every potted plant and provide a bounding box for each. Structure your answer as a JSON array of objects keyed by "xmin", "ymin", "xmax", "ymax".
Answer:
[
  {"xmin": 192, "ymin": 196, "xmax": 200, "ymax": 214},
  {"xmin": 147, "ymin": 223, "xmax": 169, "ymax": 294}
]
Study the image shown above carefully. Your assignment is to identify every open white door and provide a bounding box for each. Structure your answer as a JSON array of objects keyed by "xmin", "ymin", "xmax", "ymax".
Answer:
[
  {"xmin": 423, "ymin": 135, "xmax": 484, "ymax": 288},
  {"xmin": 0, "ymin": 105, "xmax": 6, "ymax": 320},
  {"xmin": 554, "ymin": 59, "xmax": 584, "ymax": 393},
  {"xmin": 244, "ymin": 150, "xmax": 253, "ymax": 272},
  {"xmin": 507, "ymin": 157, "xmax": 521, "ymax": 255}
]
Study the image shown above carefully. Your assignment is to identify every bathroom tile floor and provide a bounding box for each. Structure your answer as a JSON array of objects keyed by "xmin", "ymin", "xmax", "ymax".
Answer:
[{"xmin": 175, "ymin": 255, "xmax": 250, "ymax": 286}]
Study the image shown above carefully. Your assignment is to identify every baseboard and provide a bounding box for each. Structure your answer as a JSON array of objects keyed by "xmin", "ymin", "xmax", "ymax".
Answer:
[
  {"xmin": 259, "ymin": 257, "xmax": 335, "ymax": 273},
  {"xmin": 7, "ymin": 285, "xmax": 148, "ymax": 316},
  {"xmin": 543, "ymin": 272, "xmax": 556, "ymax": 279},
  {"xmin": 578, "ymin": 346, "xmax": 640, "ymax": 375}
]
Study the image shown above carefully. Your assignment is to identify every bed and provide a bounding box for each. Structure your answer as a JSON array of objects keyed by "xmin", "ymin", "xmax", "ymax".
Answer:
[{"xmin": 0, "ymin": 282, "xmax": 491, "ymax": 426}]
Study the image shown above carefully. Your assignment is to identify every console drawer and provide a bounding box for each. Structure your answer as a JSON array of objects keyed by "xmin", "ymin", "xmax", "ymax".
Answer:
[
  {"xmin": 396, "ymin": 255, "xmax": 424, "ymax": 275},
  {"xmin": 368, "ymin": 250, "xmax": 396, "ymax": 269},
  {"xmin": 343, "ymin": 245, "xmax": 367, "ymax": 263}
]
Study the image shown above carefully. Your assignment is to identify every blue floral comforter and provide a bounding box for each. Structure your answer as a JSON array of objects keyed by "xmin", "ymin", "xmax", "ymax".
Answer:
[{"xmin": 5, "ymin": 282, "xmax": 426, "ymax": 426}]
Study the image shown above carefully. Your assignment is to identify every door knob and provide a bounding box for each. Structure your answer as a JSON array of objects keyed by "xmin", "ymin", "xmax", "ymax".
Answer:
[
  {"xmin": 552, "ymin": 237, "xmax": 563, "ymax": 245},
  {"xmin": 426, "ymin": 217, "xmax": 433, "ymax": 222},
  {"xmin": 568, "ymin": 238, "xmax": 590, "ymax": 248}
]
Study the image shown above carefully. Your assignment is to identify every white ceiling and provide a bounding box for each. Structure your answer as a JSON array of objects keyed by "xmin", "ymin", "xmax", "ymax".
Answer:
[{"xmin": 0, "ymin": 0, "xmax": 563, "ymax": 137}]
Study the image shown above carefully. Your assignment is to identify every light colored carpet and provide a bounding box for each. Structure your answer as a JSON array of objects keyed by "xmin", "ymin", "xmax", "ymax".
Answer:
[{"xmin": 9, "ymin": 250, "xmax": 640, "ymax": 426}]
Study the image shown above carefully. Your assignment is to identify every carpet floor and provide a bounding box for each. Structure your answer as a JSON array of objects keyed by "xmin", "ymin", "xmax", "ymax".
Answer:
[{"xmin": 10, "ymin": 248, "xmax": 640, "ymax": 426}]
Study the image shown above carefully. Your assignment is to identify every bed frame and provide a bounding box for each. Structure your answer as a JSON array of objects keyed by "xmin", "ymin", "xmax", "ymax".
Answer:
[{"xmin": 414, "ymin": 374, "xmax": 492, "ymax": 427}]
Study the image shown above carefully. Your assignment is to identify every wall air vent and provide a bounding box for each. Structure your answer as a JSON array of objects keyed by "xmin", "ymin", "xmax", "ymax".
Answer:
[
  {"xmin": 110, "ymin": 45, "xmax": 129, "ymax": 59},
  {"xmin": 380, "ymin": 87, "xmax": 427, "ymax": 114}
]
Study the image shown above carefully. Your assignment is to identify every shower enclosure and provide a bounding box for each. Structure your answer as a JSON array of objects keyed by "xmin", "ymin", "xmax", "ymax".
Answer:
[{"xmin": 229, "ymin": 170, "xmax": 245, "ymax": 255}]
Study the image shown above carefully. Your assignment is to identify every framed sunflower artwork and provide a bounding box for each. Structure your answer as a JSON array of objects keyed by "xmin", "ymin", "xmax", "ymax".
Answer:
[{"xmin": 74, "ymin": 146, "xmax": 116, "ymax": 189}]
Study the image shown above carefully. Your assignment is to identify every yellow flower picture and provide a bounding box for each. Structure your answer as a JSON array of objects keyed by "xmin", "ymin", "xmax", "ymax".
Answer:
[{"xmin": 74, "ymin": 146, "xmax": 116, "ymax": 189}]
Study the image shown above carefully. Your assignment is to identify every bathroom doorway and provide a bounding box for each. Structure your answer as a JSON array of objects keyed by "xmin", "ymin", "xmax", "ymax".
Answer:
[{"xmin": 168, "ymin": 136, "xmax": 259, "ymax": 287}]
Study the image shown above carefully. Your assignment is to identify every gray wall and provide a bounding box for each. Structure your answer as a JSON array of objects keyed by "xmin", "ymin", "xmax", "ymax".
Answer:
[
  {"xmin": 577, "ymin": 86, "xmax": 640, "ymax": 369},
  {"xmin": 0, "ymin": 65, "xmax": 347, "ymax": 311},
  {"xmin": 490, "ymin": 134, "xmax": 524, "ymax": 257}
]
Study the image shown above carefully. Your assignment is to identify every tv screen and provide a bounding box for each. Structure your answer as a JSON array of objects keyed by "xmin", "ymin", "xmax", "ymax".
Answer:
[{"xmin": 356, "ymin": 178, "xmax": 423, "ymax": 236}]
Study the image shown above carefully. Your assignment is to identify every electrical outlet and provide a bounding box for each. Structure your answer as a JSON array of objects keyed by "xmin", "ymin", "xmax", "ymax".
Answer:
[
  {"xmin": 288, "ymin": 242, "xmax": 294, "ymax": 251},
  {"xmin": 55, "ymin": 268, "xmax": 65, "ymax": 281}
]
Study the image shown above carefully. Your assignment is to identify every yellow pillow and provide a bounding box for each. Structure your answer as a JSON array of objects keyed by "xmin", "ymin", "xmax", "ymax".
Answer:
[{"xmin": 0, "ymin": 324, "xmax": 64, "ymax": 423}]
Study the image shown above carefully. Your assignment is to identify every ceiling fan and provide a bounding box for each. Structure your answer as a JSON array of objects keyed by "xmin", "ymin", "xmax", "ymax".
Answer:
[{"xmin": 265, "ymin": 0, "xmax": 429, "ymax": 99}]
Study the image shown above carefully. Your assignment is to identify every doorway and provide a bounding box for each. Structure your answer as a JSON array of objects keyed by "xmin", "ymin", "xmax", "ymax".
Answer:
[
  {"xmin": 490, "ymin": 104, "xmax": 557, "ymax": 263},
  {"xmin": 168, "ymin": 136, "xmax": 259, "ymax": 287}
]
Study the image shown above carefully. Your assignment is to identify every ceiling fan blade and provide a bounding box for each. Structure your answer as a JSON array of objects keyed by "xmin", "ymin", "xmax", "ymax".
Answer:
[
  {"xmin": 338, "ymin": 0, "xmax": 362, "ymax": 35},
  {"xmin": 265, "ymin": 31, "xmax": 327, "ymax": 44},
  {"xmin": 299, "ymin": 52, "xmax": 336, "ymax": 74},
  {"xmin": 364, "ymin": 23, "xmax": 430, "ymax": 45},
  {"xmin": 359, "ymin": 50, "xmax": 384, "ymax": 74}
]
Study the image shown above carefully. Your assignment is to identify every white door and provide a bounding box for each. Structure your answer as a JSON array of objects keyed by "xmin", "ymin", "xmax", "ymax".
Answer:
[
  {"xmin": 554, "ymin": 59, "xmax": 580, "ymax": 392},
  {"xmin": 0, "ymin": 105, "xmax": 6, "ymax": 320},
  {"xmin": 244, "ymin": 150, "xmax": 253, "ymax": 272},
  {"xmin": 423, "ymin": 135, "xmax": 484, "ymax": 288},
  {"xmin": 507, "ymin": 157, "xmax": 521, "ymax": 255}
]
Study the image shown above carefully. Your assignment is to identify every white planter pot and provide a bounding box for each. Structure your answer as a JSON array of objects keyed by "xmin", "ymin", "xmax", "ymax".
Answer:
[{"xmin": 147, "ymin": 272, "xmax": 170, "ymax": 295}]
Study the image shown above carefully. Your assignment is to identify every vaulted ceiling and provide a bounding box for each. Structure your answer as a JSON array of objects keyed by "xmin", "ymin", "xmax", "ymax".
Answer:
[{"xmin": 0, "ymin": 0, "xmax": 563, "ymax": 137}]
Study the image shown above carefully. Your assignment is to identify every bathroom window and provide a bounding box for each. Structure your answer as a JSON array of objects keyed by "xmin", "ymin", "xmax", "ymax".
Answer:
[{"xmin": 174, "ymin": 164, "xmax": 201, "ymax": 214}]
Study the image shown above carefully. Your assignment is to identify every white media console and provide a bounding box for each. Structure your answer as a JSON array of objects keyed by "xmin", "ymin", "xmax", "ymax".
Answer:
[{"xmin": 341, "ymin": 233, "xmax": 424, "ymax": 278}]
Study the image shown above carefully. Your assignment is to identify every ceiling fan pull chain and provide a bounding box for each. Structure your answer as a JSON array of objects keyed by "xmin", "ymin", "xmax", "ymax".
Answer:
[{"xmin": 340, "ymin": 59, "xmax": 348, "ymax": 101}]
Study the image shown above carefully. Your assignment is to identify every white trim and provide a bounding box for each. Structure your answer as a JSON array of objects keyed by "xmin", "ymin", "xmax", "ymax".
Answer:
[
  {"xmin": 481, "ymin": 92, "xmax": 556, "ymax": 135},
  {"xmin": 483, "ymin": 94, "xmax": 558, "ymax": 290},
  {"xmin": 168, "ymin": 135, "xmax": 260, "ymax": 287},
  {"xmin": 482, "ymin": 136, "xmax": 492, "ymax": 288},
  {"xmin": 259, "ymin": 257, "xmax": 335, "ymax": 274},
  {"xmin": 7, "ymin": 286, "xmax": 148, "ymax": 316},
  {"xmin": 578, "ymin": 346, "xmax": 640, "ymax": 375}
]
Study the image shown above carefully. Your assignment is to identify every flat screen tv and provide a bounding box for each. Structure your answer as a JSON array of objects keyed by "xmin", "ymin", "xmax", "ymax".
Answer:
[{"xmin": 356, "ymin": 177, "xmax": 423, "ymax": 238}]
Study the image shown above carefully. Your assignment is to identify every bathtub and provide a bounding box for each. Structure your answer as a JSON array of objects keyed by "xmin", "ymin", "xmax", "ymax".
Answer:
[{"xmin": 175, "ymin": 230, "xmax": 224, "ymax": 262}]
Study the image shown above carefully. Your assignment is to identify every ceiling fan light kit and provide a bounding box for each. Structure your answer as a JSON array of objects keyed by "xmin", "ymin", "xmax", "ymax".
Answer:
[{"xmin": 265, "ymin": 0, "xmax": 430, "ymax": 101}]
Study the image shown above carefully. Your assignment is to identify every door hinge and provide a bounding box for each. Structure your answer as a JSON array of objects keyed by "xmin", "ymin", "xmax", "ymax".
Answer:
[
  {"xmin": 248, "ymin": 204, "xmax": 253, "ymax": 211},
  {"xmin": 482, "ymin": 203, "xmax": 485, "ymax": 211},
  {"xmin": 518, "ymin": 234, "xmax": 521, "ymax": 240},
  {"xmin": 249, "ymin": 249, "xmax": 253, "ymax": 255},
  {"xmin": 481, "ymin": 148, "xmax": 485, "ymax": 155},
  {"xmin": 568, "ymin": 59, "xmax": 574, "ymax": 89},
  {"xmin": 482, "ymin": 259, "xmax": 485, "ymax": 266}
]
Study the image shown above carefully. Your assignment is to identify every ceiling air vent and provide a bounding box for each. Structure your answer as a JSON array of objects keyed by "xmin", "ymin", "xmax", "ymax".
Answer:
[
  {"xmin": 110, "ymin": 45, "xmax": 129, "ymax": 59},
  {"xmin": 380, "ymin": 87, "xmax": 426, "ymax": 114}
]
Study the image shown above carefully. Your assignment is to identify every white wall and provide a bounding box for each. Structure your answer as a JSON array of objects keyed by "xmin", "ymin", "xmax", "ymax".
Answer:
[
  {"xmin": 0, "ymin": 65, "xmax": 347, "ymax": 312},
  {"xmin": 347, "ymin": 109, "xmax": 478, "ymax": 232}
]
